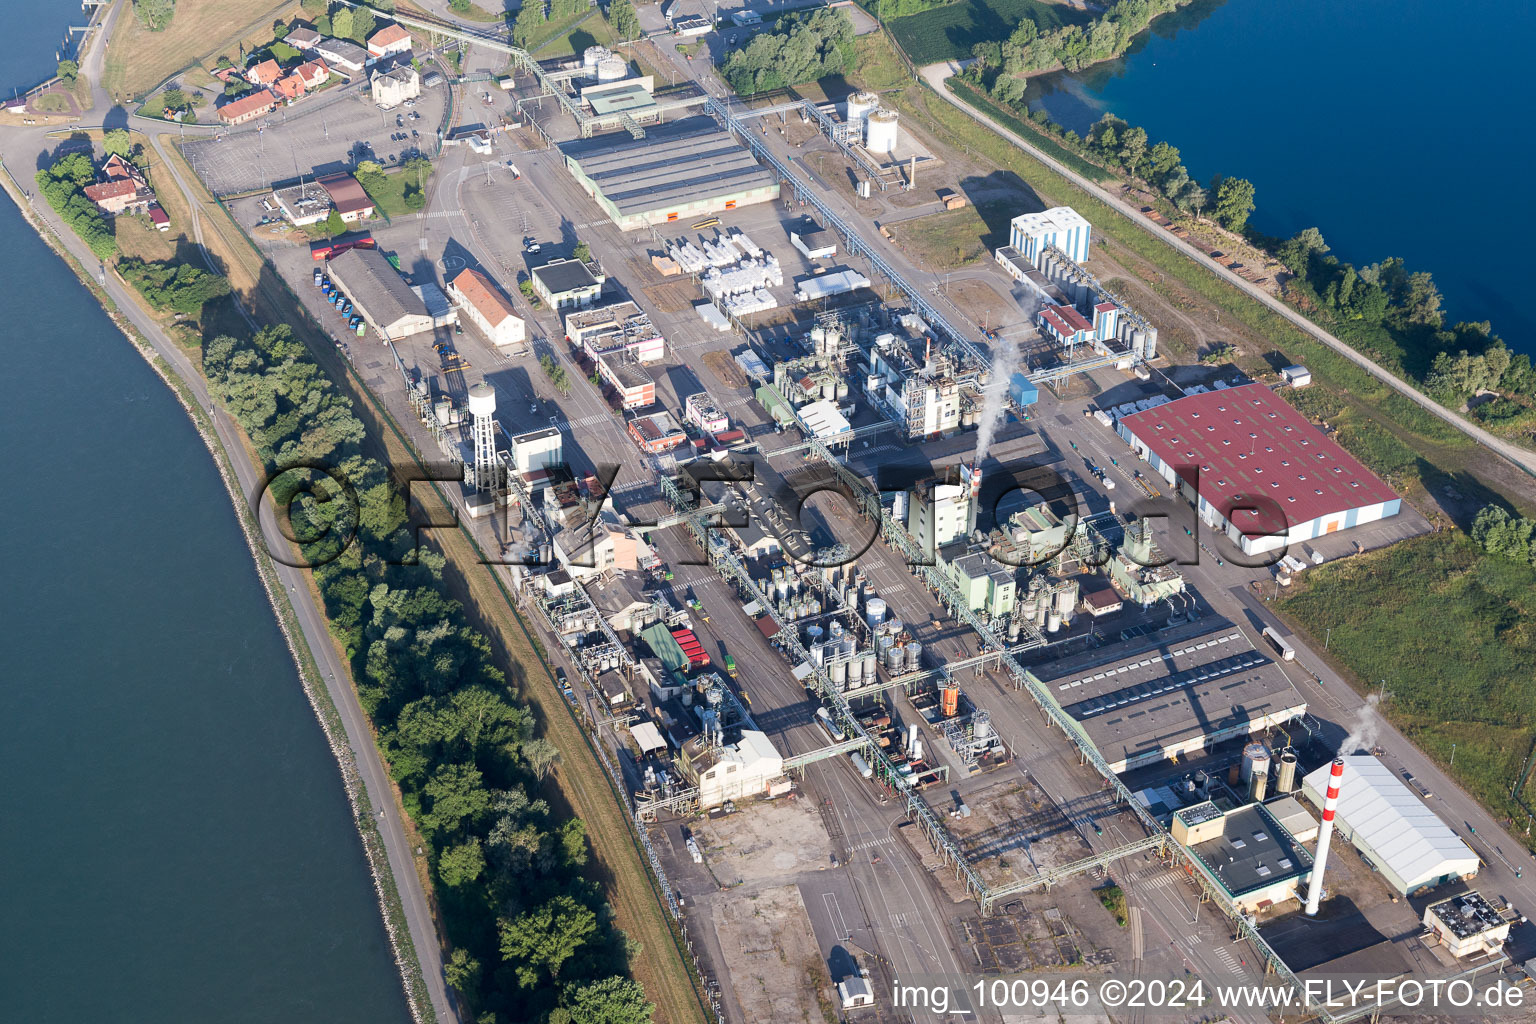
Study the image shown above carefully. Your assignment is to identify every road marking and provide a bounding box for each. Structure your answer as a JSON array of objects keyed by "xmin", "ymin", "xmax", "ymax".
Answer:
[
  {"xmin": 848, "ymin": 838, "xmax": 891, "ymax": 853},
  {"xmin": 822, "ymin": 892, "xmax": 851, "ymax": 939},
  {"xmin": 1214, "ymin": 947, "xmax": 1243, "ymax": 975}
]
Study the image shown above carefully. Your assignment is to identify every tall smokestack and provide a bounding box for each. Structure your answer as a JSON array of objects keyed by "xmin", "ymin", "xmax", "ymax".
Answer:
[
  {"xmin": 1304, "ymin": 758, "xmax": 1345, "ymax": 916},
  {"xmin": 969, "ymin": 464, "xmax": 983, "ymax": 501}
]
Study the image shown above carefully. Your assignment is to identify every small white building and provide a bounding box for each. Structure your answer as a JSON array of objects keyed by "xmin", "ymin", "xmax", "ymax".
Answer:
[
  {"xmin": 532, "ymin": 258, "xmax": 605, "ymax": 311},
  {"xmin": 449, "ymin": 268, "xmax": 526, "ymax": 349},
  {"xmin": 790, "ymin": 225, "xmax": 836, "ymax": 260},
  {"xmin": 798, "ymin": 399, "xmax": 849, "ymax": 439},
  {"xmin": 1281, "ymin": 365, "xmax": 1312, "ymax": 388},
  {"xmin": 367, "ymin": 24, "xmax": 413, "ymax": 59},
  {"xmin": 1424, "ymin": 892, "xmax": 1510, "ymax": 958},
  {"xmin": 838, "ymin": 977, "xmax": 875, "ymax": 1009},
  {"xmin": 696, "ymin": 729, "xmax": 783, "ymax": 810},
  {"xmin": 1301, "ymin": 755, "xmax": 1479, "ymax": 895},
  {"xmin": 909, "ymin": 477, "xmax": 972, "ymax": 554},
  {"xmin": 510, "ymin": 427, "xmax": 563, "ymax": 477}
]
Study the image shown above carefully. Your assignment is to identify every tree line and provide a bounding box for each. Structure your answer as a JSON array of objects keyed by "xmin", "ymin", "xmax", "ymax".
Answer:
[
  {"xmin": 202, "ymin": 320, "xmax": 652, "ymax": 1024},
  {"xmin": 35, "ymin": 151, "xmax": 117, "ymax": 260},
  {"xmin": 967, "ymin": 0, "xmax": 1194, "ymax": 79},
  {"xmin": 722, "ymin": 9, "xmax": 855, "ymax": 96}
]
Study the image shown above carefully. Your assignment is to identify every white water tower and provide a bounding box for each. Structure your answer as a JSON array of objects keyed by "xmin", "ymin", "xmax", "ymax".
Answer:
[{"xmin": 468, "ymin": 381, "xmax": 499, "ymax": 494}]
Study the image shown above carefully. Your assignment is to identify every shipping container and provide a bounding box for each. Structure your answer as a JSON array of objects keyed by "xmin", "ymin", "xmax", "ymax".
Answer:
[{"xmin": 1262, "ymin": 626, "xmax": 1296, "ymax": 661}]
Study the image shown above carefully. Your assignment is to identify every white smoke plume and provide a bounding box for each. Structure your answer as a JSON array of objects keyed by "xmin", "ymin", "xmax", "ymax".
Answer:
[
  {"xmin": 1340, "ymin": 694, "xmax": 1381, "ymax": 755},
  {"xmin": 973, "ymin": 330, "xmax": 1021, "ymax": 465}
]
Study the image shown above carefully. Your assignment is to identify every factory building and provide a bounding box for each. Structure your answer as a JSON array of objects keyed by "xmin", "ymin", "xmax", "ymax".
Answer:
[
  {"xmin": 908, "ymin": 472, "xmax": 976, "ymax": 555},
  {"xmin": 566, "ymin": 301, "xmax": 665, "ymax": 363},
  {"xmin": 628, "ymin": 410, "xmax": 687, "ymax": 453},
  {"xmin": 448, "ymin": 268, "xmax": 526, "ymax": 349},
  {"xmin": 1032, "ymin": 619, "xmax": 1308, "ymax": 774},
  {"xmin": 1117, "ymin": 383, "xmax": 1401, "ymax": 556},
  {"xmin": 1301, "ymin": 756, "xmax": 1478, "ymax": 895},
  {"xmin": 560, "ymin": 117, "xmax": 780, "ymax": 231},
  {"xmin": 790, "ymin": 223, "xmax": 837, "ymax": 260},
  {"xmin": 1008, "ymin": 207, "xmax": 1092, "ymax": 267},
  {"xmin": 597, "ymin": 352, "xmax": 656, "ymax": 410},
  {"xmin": 1423, "ymin": 892, "xmax": 1510, "ymax": 958},
  {"xmin": 692, "ymin": 730, "xmax": 784, "ymax": 811},
  {"xmin": 326, "ymin": 247, "xmax": 432, "ymax": 340},
  {"xmin": 1173, "ymin": 801, "xmax": 1312, "ymax": 913},
  {"xmin": 531, "ymin": 258, "xmax": 605, "ymax": 311},
  {"xmin": 553, "ymin": 509, "xmax": 639, "ymax": 580},
  {"xmin": 271, "ymin": 180, "xmax": 333, "ymax": 226},
  {"xmin": 940, "ymin": 545, "xmax": 1016, "ymax": 618},
  {"xmin": 509, "ymin": 427, "xmax": 563, "ymax": 477}
]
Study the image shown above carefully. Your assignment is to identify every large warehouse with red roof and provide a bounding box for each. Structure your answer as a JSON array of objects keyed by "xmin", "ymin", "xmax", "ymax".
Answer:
[{"xmin": 1116, "ymin": 383, "xmax": 1401, "ymax": 555}]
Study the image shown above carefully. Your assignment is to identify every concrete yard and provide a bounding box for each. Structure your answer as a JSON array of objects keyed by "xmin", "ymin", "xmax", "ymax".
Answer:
[
  {"xmin": 696, "ymin": 797, "xmax": 835, "ymax": 884},
  {"xmin": 711, "ymin": 884, "xmax": 836, "ymax": 1024}
]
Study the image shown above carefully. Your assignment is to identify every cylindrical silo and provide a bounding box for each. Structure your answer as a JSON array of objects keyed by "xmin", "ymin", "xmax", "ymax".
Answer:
[
  {"xmin": 1130, "ymin": 329, "xmax": 1146, "ymax": 357},
  {"xmin": 596, "ymin": 55, "xmax": 627, "ymax": 82},
  {"xmin": 865, "ymin": 597, "xmax": 886, "ymax": 627},
  {"xmin": 1035, "ymin": 596, "xmax": 1049, "ymax": 627},
  {"xmin": 840, "ymin": 635, "xmax": 856, "ymax": 660},
  {"xmin": 1277, "ymin": 751, "xmax": 1298, "ymax": 793},
  {"xmin": 905, "ymin": 640, "xmax": 922, "ymax": 672},
  {"xmin": 1144, "ymin": 327, "xmax": 1159, "ymax": 359},
  {"xmin": 583, "ymin": 45, "xmax": 610, "ymax": 77},
  {"xmin": 885, "ymin": 645, "xmax": 904, "ymax": 673},
  {"xmin": 830, "ymin": 659, "xmax": 847, "ymax": 686},
  {"xmin": 887, "ymin": 619, "xmax": 904, "ymax": 638},
  {"xmin": 845, "ymin": 90, "xmax": 878, "ymax": 130},
  {"xmin": 1046, "ymin": 611, "xmax": 1061, "ymax": 633},
  {"xmin": 941, "ymin": 683, "xmax": 959, "ymax": 717},
  {"xmin": 1241, "ymin": 742, "xmax": 1271, "ymax": 784},
  {"xmin": 865, "ymin": 109, "xmax": 899, "ymax": 154},
  {"xmin": 847, "ymin": 656, "xmax": 864, "ymax": 687},
  {"xmin": 811, "ymin": 642, "xmax": 825, "ymax": 667}
]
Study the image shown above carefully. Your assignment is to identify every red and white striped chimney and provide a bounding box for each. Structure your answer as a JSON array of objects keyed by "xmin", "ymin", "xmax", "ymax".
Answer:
[{"xmin": 1304, "ymin": 757, "xmax": 1345, "ymax": 916}]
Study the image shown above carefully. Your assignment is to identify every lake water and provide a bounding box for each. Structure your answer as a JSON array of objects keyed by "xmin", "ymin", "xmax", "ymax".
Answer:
[
  {"xmin": 0, "ymin": 6, "xmax": 413, "ymax": 1022},
  {"xmin": 1026, "ymin": 0, "xmax": 1536, "ymax": 356}
]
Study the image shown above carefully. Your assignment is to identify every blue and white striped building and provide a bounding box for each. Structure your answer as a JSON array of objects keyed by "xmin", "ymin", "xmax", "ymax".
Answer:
[{"xmin": 1008, "ymin": 206, "xmax": 1092, "ymax": 267}]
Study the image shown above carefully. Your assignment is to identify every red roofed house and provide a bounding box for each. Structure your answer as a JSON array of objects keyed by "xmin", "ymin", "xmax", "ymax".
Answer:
[
  {"xmin": 217, "ymin": 89, "xmax": 276, "ymax": 125},
  {"xmin": 318, "ymin": 173, "xmax": 375, "ymax": 222},
  {"xmin": 1115, "ymin": 382, "xmax": 1401, "ymax": 555},
  {"xmin": 246, "ymin": 58, "xmax": 282, "ymax": 86},
  {"xmin": 148, "ymin": 205, "xmax": 171, "ymax": 231},
  {"xmin": 272, "ymin": 74, "xmax": 306, "ymax": 102},
  {"xmin": 367, "ymin": 24, "xmax": 412, "ymax": 58},
  {"xmin": 448, "ymin": 268, "xmax": 526, "ymax": 349},
  {"xmin": 84, "ymin": 154, "xmax": 153, "ymax": 214},
  {"xmin": 293, "ymin": 59, "xmax": 329, "ymax": 90}
]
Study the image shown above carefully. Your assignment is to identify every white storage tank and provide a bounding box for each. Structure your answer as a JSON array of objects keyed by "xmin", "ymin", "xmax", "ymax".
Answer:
[
  {"xmin": 865, "ymin": 108, "xmax": 899, "ymax": 154},
  {"xmin": 865, "ymin": 596, "xmax": 886, "ymax": 627},
  {"xmin": 583, "ymin": 45, "xmax": 611, "ymax": 75},
  {"xmin": 845, "ymin": 91, "xmax": 879, "ymax": 130},
  {"xmin": 596, "ymin": 55, "xmax": 628, "ymax": 82}
]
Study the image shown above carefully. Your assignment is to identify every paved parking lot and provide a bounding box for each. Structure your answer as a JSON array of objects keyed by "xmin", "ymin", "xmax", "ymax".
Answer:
[{"xmin": 183, "ymin": 80, "xmax": 451, "ymax": 195}]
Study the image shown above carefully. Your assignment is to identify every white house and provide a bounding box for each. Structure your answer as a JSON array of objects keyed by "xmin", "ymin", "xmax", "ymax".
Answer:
[{"xmin": 449, "ymin": 268, "xmax": 526, "ymax": 349}]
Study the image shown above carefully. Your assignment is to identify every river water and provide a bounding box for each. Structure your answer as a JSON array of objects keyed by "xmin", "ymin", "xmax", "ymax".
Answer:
[
  {"xmin": 0, "ymin": 7, "xmax": 413, "ymax": 1023},
  {"xmin": 1026, "ymin": 0, "xmax": 1536, "ymax": 356}
]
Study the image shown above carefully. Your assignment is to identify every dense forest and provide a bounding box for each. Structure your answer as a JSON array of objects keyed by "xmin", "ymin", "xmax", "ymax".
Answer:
[
  {"xmin": 202, "ymin": 322, "xmax": 651, "ymax": 1024},
  {"xmin": 722, "ymin": 9, "xmax": 854, "ymax": 96}
]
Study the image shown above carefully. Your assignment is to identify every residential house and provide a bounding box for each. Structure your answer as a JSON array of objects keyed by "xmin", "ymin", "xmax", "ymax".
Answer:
[
  {"xmin": 286, "ymin": 25, "xmax": 322, "ymax": 51},
  {"xmin": 272, "ymin": 73, "xmax": 306, "ymax": 103},
  {"xmin": 293, "ymin": 60, "xmax": 329, "ymax": 90},
  {"xmin": 83, "ymin": 154, "xmax": 153, "ymax": 215},
  {"xmin": 370, "ymin": 64, "xmax": 420, "ymax": 109},
  {"xmin": 246, "ymin": 58, "xmax": 282, "ymax": 86},
  {"xmin": 367, "ymin": 24, "xmax": 413, "ymax": 58}
]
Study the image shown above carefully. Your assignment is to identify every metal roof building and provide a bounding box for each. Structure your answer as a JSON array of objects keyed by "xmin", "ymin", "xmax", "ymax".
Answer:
[
  {"xmin": 1301, "ymin": 755, "xmax": 1478, "ymax": 895},
  {"xmin": 326, "ymin": 247, "xmax": 433, "ymax": 340},
  {"xmin": 1031, "ymin": 619, "xmax": 1308, "ymax": 774},
  {"xmin": 1117, "ymin": 383, "xmax": 1401, "ymax": 555},
  {"xmin": 560, "ymin": 117, "xmax": 780, "ymax": 231}
]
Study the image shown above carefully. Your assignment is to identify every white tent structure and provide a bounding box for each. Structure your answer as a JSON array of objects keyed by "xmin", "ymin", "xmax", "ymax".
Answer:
[{"xmin": 1301, "ymin": 755, "xmax": 1478, "ymax": 895}]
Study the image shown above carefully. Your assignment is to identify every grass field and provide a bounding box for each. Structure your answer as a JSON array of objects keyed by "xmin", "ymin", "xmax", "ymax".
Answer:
[
  {"xmin": 527, "ymin": 9, "xmax": 614, "ymax": 58},
  {"xmin": 160, "ymin": 137, "xmax": 708, "ymax": 1024},
  {"xmin": 887, "ymin": 200, "xmax": 1011, "ymax": 268},
  {"xmin": 887, "ymin": 0, "xmax": 1090, "ymax": 66},
  {"xmin": 103, "ymin": 0, "xmax": 294, "ymax": 100},
  {"xmin": 847, "ymin": 29, "xmax": 913, "ymax": 93},
  {"xmin": 1278, "ymin": 534, "xmax": 1536, "ymax": 847}
]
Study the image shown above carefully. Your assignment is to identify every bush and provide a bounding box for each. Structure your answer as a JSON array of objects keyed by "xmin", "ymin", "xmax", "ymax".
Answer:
[
  {"xmin": 131, "ymin": 0, "xmax": 176, "ymax": 31},
  {"xmin": 1096, "ymin": 883, "xmax": 1128, "ymax": 926},
  {"xmin": 118, "ymin": 257, "xmax": 231, "ymax": 315}
]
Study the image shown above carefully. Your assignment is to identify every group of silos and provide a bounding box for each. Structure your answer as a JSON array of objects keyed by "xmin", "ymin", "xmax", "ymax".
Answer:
[
  {"xmin": 1238, "ymin": 742, "xmax": 1300, "ymax": 802},
  {"xmin": 845, "ymin": 91, "xmax": 900, "ymax": 155},
  {"xmin": 1033, "ymin": 248, "xmax": 1159, "ymax": 360},
  {"xmin": 770, "ymin": 565, "xmax": 823, "ymax": 622},
  {"xmin": 582, "ymin": 45, "xmax": 628, "ymax": 85},
  {"xmin": 1017, "ymin": 577, "xmax": 1080, "ymax": 635},
  {"xmin": 867, "ymin": 596, "xmax": 924, "ymax": 676},
  {"xmin": 806, "ymin": 618, "xmax": 876, "ymax": 689}
]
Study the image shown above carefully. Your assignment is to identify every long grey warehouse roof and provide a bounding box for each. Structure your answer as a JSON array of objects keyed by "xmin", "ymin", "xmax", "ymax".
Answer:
[
  {"xmin": 561, "ymin": 117, "xmax": 777, "ymax": 217},
  {"xmin": 1032, "ymin": 619, "xmax": 1307, "ymax": 766},
  {"xmin": 329, "ymin": 247, "xmax": 428, "ymax": 325}
]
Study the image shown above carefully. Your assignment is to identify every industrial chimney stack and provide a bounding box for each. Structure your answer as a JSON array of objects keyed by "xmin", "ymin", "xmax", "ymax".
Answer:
[{"xmin": 1304, "ymin": 758, "xmax": 1345, "ymax": 916}]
